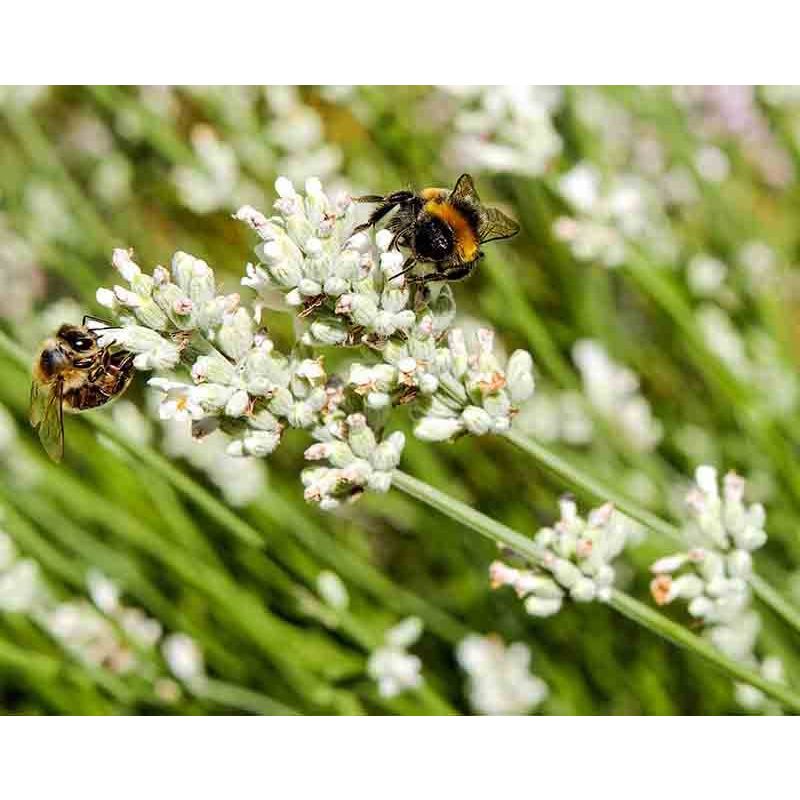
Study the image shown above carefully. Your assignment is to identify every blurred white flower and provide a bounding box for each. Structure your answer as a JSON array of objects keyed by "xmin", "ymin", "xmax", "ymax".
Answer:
[
  {"xmin": 316, "ymin": 571, "xmax": 350, "ymax": 611},
  {"xmin": 367, "ymin": 617, "xmax": 424, "ymax": 698},
  {"xmin": 162, "ymin": 632, "xmax": 206, "ymax": 688},
  {"xmin": 457, "ymin": 634, "xmax": 548, "ymax": 715},
  {"xmin": 573, "ymin": 339, "xmax": 662, "ymax": 452},
  {"xmin": 444, "ymin": 86, "xmax": 562, "ymax": 177},
  {"xmin": 687, "ymin": 254, "xmax": 728, "ymax": 297},
  {"xmin": 694, "ymin": 145, "xmax": 730, "ymax": 183}
]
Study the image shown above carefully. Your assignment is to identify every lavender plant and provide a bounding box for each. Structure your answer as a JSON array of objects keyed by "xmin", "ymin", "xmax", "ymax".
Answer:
[{"xmin": 96, "ymin": 177, "xmax": 536, "ymax": 509}]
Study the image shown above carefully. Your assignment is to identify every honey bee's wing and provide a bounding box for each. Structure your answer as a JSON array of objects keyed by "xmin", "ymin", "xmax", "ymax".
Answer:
[
  {"xmin": 478, "ymin": 207, "xmax": 520, "ymax": 243},
  {"xmin": 449, "ymin": 173, "xmax": 481, "ymax": 205},
  {"xmin": 34, "ymin": 378, "xmax": 65, "ymax": 463},
  {"xmin": 29, "ymin": 377, "xmax": 48, "ymax": 428}
]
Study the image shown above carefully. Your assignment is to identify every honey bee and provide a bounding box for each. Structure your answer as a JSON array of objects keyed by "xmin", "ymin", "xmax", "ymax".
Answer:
[
  {"xmin": 30, "ymin": 319, "xmax": 136, "ymax": 462},
  {"xmin": 353, "ymin": 173, "xmax": 519, "ymax": 284}
]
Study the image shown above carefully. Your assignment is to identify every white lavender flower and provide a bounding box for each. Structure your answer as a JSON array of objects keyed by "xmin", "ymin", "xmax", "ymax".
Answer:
[
  {"xmin": 316, "ymin": 571, "xmax": 350, "ymax": 611},
  {"xmin": 303, "ymin": 414, "xmax": 405, "ymax": 510},
  {"xmin": 0, "ymin": 214, "xmax": 45, "ymax": 323},
  {"xmin": 572, "ymin": 339, "xmax": 663, "ymax": 453},
  {"xmin": 99, "ymin": 176, "xmax": 536, "ymax": 511},
  {"xmin": 367, "ymin": 617, "xmax": 424, "ymax": 698},
  {"xmin": 172, "ymin": 125, "xmax": 249, "ymax": 215},
  {"xmin": 650, "ymin": 466, "xmax": 766, "ymax": 622},
  {"xmin": 0, "ymin": 557, "xmax": 44, "ymax": 613},
  {"xmin": 554, "ymin": 162, "xmax": 677, "ymax": 267},
  {"xmin": 456, "ymin": 634, "xmax": 548, "ymax": 715},
  {"xmin": 650, "ymin": 466, "xmax": 780, "ymax": 710},
  {"xmin": 162, "ymin": 632, "xmax": 206, "ymax": 689},
  {"xmin": 516, "ymin": 390, "xmax": 593, "ymax": 446},
  {"xmin": 444, "ymin": 86, "xmax": 562, "ymax": 177},
  {"xmin": 490, "ymin": 497, "xmax": 632, "ymax": 617},
  {"xmin": 412, "ymin": 328, "xmax": 535, "ymax": 442}
]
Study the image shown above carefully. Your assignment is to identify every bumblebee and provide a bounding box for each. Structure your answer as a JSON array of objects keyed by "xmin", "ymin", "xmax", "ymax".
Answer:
[
  {"xmin": 352, "ymin": 173, "xmax": 519, "ymax": 284},
  {"xmin": 30, "ymin": 319, "xmax": 136, "ymax": 462}
]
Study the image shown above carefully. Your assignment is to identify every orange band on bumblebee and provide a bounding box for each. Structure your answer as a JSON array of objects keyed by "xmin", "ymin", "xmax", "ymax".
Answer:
[{"xmin": 423, "ymin": 199, "xmax": 479, "ymax": 261}]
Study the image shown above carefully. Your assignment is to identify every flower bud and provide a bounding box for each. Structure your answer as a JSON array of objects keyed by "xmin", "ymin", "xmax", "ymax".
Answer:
[
  {"xmin": 461, "ymin": 405, "xmax": 492, "ymax": 436},
  {"xmin": 414, "ymin": 416, "xmax": 463, "ymax": 442},
  {"xmin": 224, "ymin": 389, "xmax": 250, "ymax": 418},
  {"xmin": 727, "ymin": 549, "xmax": 752, "ymax": 578},
  {"xmin": 524, "ymin": 595, "xmax": 562, "ymax": 617},
  {"xmin": 570, "ymin": 577, "xmax": 597, "ymax": 602},
  {"xmin": 367, "ymin": 471, "xmax": 393, "ymax": 493},
  {"xmin": 507, "ymin": 350, "xmax": 535, "ymax": 404},
  {"xmin": 552, "ymin": 558, "xmax": 582, "ymax": 589},
  {"xmin": 112, "ymin": 248, "xmax": 141, "ymax": 282}
]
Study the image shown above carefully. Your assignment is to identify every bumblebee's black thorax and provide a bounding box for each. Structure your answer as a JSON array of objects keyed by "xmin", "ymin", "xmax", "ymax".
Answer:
[{"xmin": 413, "ymin": 214, "xmax": 455, "ymax": 262}]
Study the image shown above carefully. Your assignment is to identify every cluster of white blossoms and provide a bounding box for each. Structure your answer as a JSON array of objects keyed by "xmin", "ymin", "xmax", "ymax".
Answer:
[
  {"xmin": 96, "ymin": 177, "xmax": 536, "ymax": 509},
  {"xmin": 411, "ymin": 329, "xmax": 535, "ymax": 443},
  {"xmin": 0, "ymin": 529, "xmax": 204, "ymax": 699},
  {"xmin": 366, "ymin": 617, "xmax": 424, "ymax": 699},
  {"xmin": 650, "ymin": 466, "xmax": 782, "ymax": 711},
  {"xmin": 443, "ymin": 86, "xmax": 563, "ymax": 177},
  {"xmin": 554, "ymin": 162, "xmax": 678, "ymax": 268},
  {"xmin": 172, "ymin": 124, "xmax": 260, "ymax": 215},
  {"xmin": 490, "ymin": 497, "xmax": 632, "ymax": 617},
  {"xmin": 456, "ymin": 634, "xmax": 548, "ymax": 715},
  {"xmin": 572, "ymin": 339, "xmax": 663, "ymax": 453},
  {"xmin": 303, "ymin": 414, "xmax": 406, "ymax": 510},
  {"xmin": 696, "ymin": 306, "xmax": 798, "ymax": 417}
]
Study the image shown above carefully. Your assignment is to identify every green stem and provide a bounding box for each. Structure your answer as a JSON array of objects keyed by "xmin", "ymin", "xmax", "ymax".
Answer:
[
  {"xmin": 502, "ymin": 428, "xmax": 680, "ymax": 540},
  {"xmin": 390, "ymin": 469, "xmax": 800, "ymax": 712},
  {"xmin": 199, "ymin": 679, "xmax": 300, "ymax": 716}
]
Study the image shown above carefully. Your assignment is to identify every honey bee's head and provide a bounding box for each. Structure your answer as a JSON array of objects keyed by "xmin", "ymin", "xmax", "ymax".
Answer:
[{"xmin": 38, "ymin": 325, "xmax": 100, "ymax": 378}]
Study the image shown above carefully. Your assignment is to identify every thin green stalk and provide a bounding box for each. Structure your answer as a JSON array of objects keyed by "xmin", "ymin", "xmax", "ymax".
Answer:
[
  {"xmin": 501, "ymin": 427, "xmax": 800, "ymax": 639},
  {"xmin": 390, "ymin": 468, "xmax": 800, "ymax": 712},
  {"xmin": 199, "ymin": 679, "xmax": 300, "ymax": 716},
  {"xmin": 502, "ymin": 428, "xmax": 681, "ymax": 541}
]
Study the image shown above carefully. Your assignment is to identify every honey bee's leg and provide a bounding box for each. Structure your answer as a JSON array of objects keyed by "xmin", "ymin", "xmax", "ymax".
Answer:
[
  {"xmin": 83, "ymin": 314, "xmax": 113, "ymax": 327},
  {"xmin": 388, "ymin": 255, "xmax": 418, "ymax": 282}
]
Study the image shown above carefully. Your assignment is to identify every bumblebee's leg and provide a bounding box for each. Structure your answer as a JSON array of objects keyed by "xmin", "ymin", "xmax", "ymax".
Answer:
[
  {"xmin": 351, "ymin": 191, "xmax": 416, "ymax": 234},
  {"xmin": 408, "ymin": 263, "xmax": 475, "ymax": 285},
  {"xmin": 351, "ymin": 201, "xmax": 399, "ymax": 235},
  {"xmin": 389, "ymin": 224, "xmax": 413, "ymax": 251},
  {"xmin": 388, "ymin": 255, "xmax": 418, "ymax": 282}
]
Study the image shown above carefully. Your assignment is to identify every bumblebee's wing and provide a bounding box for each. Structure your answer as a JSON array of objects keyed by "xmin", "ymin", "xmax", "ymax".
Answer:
[
  {"xmin": 478, "ymin": 207, "xmax": 520, "ymax": 243},
  {"xmin": 31, "ymin": 378, "xmax": 65, "ymax": 462},
  {"xmin": 449, "ymin": 173, "xmax": 481, "ymax": 205}
]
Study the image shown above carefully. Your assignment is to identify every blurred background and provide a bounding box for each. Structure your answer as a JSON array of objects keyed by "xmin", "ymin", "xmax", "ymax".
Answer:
[{"xmin": 1, "ymin": 85, "xmax": 800, "ymax": 715}]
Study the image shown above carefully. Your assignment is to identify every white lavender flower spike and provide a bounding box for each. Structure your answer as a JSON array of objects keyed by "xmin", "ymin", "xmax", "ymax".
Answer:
[
  {"xmin": 412, "ymin": 327, "xmax": 535, "ymax": 443},
  {"xmin": 649, "ymin": 465, "xmax": 780, "ymax": 711},
  {"xmin": 367, "ymin": 617, "xmax": 424, "ymax": 699},
  {"xmin": 490, "ymin": 498, "xmax": 632, "ymax": 617}
]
